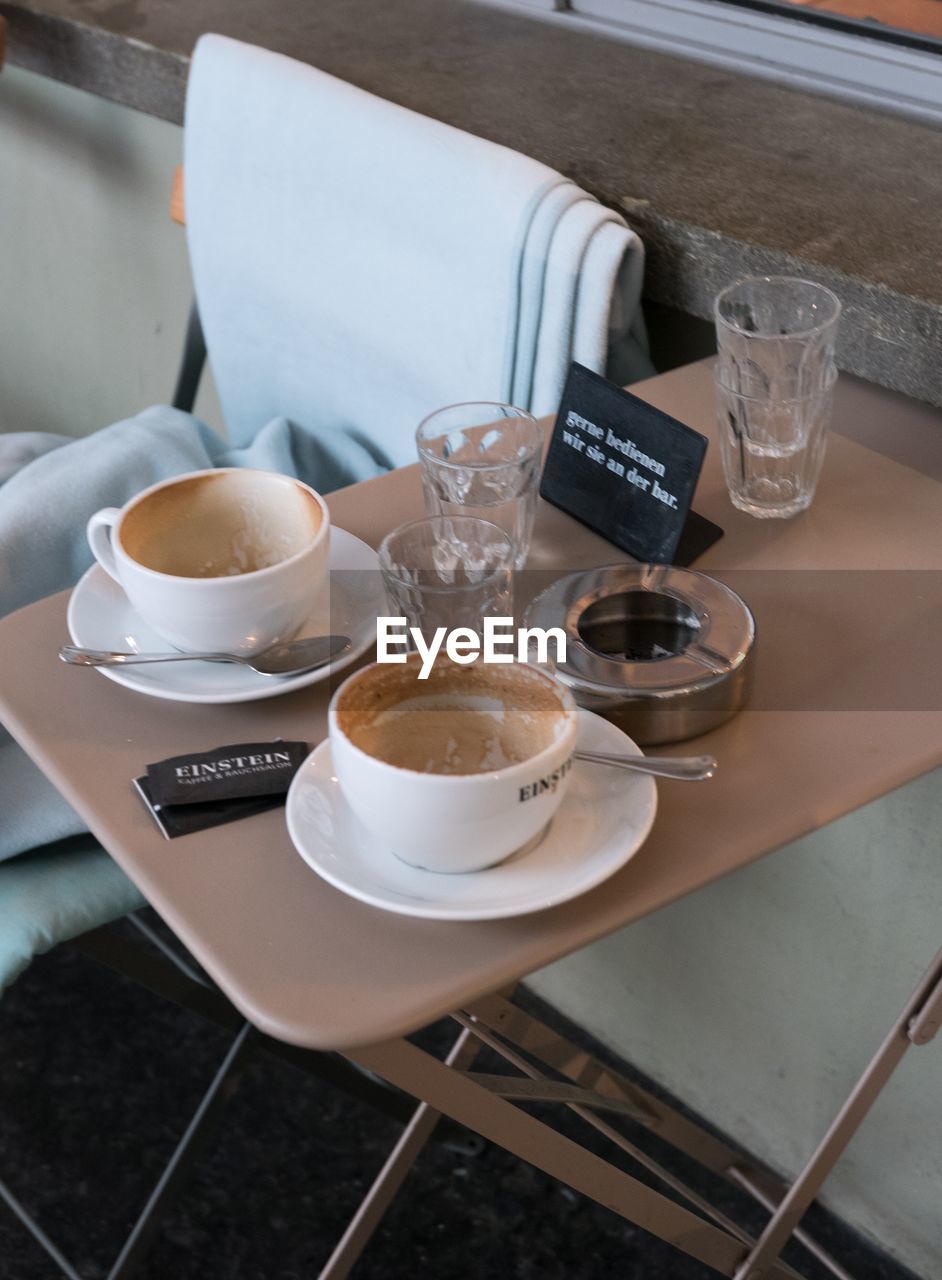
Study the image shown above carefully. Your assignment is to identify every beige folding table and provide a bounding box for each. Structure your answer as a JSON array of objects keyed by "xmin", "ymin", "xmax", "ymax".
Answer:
[{"xmin": 1, "ymin": 360, "xmax": 940, "ymax": 1280}]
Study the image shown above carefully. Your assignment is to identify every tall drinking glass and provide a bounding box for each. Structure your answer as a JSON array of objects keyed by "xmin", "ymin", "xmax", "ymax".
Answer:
[
  {"xmin": 714, "ymin": 276, "xmax": 841, "ymax": 401},
  {"xmin": 416, "ymin": 403, "xmax": 542, "ymax": 570},
  {"xmin": 378, "ymin": 515, "xmax": 514, "ymax": 647},
  {"xmin": 714, "ymin": 276, "xmax": 841, "ymax": 518}
]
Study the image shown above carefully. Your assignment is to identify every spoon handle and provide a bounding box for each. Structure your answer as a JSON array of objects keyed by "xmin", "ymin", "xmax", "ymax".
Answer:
[
  {"xmin": 59, "ymin": 645, "xmax": 245, "ymax": 667},
  {"xmin": 575, "ymin": 750, "xmax": 717, "ymax": 781}
]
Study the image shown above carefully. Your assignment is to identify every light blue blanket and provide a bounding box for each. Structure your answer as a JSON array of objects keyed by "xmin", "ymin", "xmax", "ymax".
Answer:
[
  {"xmin": 0, "ymin": 405, "xmax": 389, "ymax": 864},
  {"xmin": 184, "ymin": 36, "xmax": 650, "ymax": 464}
]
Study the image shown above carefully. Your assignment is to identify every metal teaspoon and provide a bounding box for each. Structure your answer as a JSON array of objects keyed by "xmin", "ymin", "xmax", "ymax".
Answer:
[{"xmin": 59, "ymin": 634, "xmax": 352, "ymax": 678}]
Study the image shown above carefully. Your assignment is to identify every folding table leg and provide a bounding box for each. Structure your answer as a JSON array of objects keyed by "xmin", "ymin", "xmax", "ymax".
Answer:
[
  {"xmin": 466, "ymin": 992, "xmax": 744, "ymax": 1171},
  {"xmin": 347, "ymin": 1035, "xmax": 800, "ymax": 1279},
  {"xmin": 318, "ymin": 1026, "xmax": 480, "ymax": 1280},
  {"xmin": 733, "ymin": 944, "xmax": 942, "ymax": 1280},
  {"xmin": 451, "ymin": 1010, "xmax": 755, "ymax": 1250},
  {"xmin": 464, "ymin": 992, "xmax": 852, "ymax": 1280}
]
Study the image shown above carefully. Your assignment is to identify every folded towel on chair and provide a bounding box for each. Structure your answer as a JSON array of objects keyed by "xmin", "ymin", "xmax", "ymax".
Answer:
[
  {"xmin": 0, "ymin": 406, "xmax": 386, "ymax": 623},
  {"xmin": 0, "ymin": 406, "xmax": 384, "ymax": 985},
  {"xmin": 0, "ymin": 405, "xmax": 387, "ymax": 868},
  {"xmin": 184, "ymin": 34, "xmax": 650, "ymax": 466}
]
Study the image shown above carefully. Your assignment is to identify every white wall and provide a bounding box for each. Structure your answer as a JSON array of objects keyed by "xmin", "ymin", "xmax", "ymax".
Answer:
[{"xmin": 0, "ymin": 64, "xmax": 222, "ymax": 438}]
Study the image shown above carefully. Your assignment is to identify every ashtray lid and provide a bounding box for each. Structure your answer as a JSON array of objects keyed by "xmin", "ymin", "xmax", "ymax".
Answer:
[{"xmin": 524, "ymin": 564, "xmax": 755, "ymax": 696}]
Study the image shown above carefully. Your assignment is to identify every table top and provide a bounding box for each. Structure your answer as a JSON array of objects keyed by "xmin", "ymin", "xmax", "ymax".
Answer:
[{"xmin": 1, "ymin": 360, "xmax": 940, "ymax": 1051}]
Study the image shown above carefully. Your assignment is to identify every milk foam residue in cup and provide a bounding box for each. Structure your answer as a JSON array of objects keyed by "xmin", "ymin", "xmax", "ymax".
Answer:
[
  {"xmin": 120, "ymin": 472, "xmax": 323, "ymax": 578},
  {"xmin": 337, "ymin": 661, "xmax": 570, "ymax": 777},
  {"xmin": 353, "ymin": 694, "xmax": 553, "ymax": 775}
]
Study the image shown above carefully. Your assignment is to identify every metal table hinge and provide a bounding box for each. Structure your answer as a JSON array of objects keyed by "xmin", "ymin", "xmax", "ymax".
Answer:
[{"xmin": 908, "ymin": 969, "xmax": 942, "ymax": 1045}]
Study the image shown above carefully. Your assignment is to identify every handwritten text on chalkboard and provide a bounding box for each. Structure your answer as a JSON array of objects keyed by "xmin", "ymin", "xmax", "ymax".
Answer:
[
  {"xmin": 540, "ymin": 363, "xmax": 714, "ymax": 565},
  {"xmin": 560, "ymin": 410, "xmax": 679, "ymax": 509}
]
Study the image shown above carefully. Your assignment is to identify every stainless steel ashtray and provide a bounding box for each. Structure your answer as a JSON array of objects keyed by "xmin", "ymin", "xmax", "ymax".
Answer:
[{"xmin": 524, "ymin": 564, "xmax": 756, "ymax": 745}]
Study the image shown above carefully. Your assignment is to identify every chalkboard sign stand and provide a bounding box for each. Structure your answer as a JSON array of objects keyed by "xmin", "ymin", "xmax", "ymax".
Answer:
[
  {"xmin": 540, "ymin": 363, "xmax": 723, "ymax": 567},
  {"xmin": 672, "ymin": 508, "xmax": 723, "ymax": 568}
]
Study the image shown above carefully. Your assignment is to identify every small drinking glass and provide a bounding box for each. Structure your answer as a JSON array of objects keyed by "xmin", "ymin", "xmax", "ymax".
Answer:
[
  {"xmin": 713, "ymin": 363, "xmax": 837, "ymax": 519},
  {"xmin": 378, "ymin": 515, "xmax": 514, "ymax": 646},
  {"xmin": 416, "ymin": 403, "xmax": 543, "ymax": 570},
  {"xmin": 714, "ymin": 275, "xmax": 841, "ymax": 402}
]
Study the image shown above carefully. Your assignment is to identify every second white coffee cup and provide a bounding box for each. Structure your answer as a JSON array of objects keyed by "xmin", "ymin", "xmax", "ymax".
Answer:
[
  {"xmin": 329, "ymin": 656, "xmax": 578, "ymax": 873},
  {"xmin": 86, "ymin": 468, "xmax": 330, "ymax": 655}
]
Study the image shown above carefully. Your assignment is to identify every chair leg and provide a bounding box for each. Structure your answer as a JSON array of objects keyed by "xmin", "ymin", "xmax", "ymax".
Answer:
[
  {"xmin": 7, "ymin": 923, "xmax": 482, "ymax": 1279},
  {"xmin": 0, "ymin": 1019, "xmax": 255, "ymax": 1280},
  {"xmin": 171, "ymin": 300, "xmax": 207, "ymax": 414},
  {"xmin": 0, "ymin": 1179, "xmax": 84, "ymax": 1280},
  {"xmin": 126, "ymin": 911, "xmax": 209, "ymax": 988},
  {"xmin": 106, "ymin": 1021, "xmax": 257, "ymax": 1280},
  {"xmin": 72, "ymin": 923, "xmax": 477, "ymax": 1139}
]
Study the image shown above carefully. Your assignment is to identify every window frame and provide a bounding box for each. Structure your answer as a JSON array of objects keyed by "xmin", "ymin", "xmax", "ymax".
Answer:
[{"xmin": 480, "ymin": 0, "xmax": 942, "ymax": 123}]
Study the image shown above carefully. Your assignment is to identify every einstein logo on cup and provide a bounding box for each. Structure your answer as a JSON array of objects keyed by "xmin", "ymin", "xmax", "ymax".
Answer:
[{"xmin": 519, "ymin": 757, "xmax": 573, "ymax": 803}]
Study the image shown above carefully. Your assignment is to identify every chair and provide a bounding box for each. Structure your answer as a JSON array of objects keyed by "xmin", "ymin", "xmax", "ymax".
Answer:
[{"xmin": 0, "ymin": 32, "xmax": 649, "ymax": 1277}]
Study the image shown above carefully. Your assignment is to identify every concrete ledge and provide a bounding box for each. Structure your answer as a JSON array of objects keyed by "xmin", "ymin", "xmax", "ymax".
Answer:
[
  {"xmin": 637, "ymin": 215, "xmax": 942, "ymax": 409},
  {"xmin": 3, "ymin": 0, "xmax": 942, "ymax": 408},
  {"xmin": 1, "ymin": 4, "xmax": 187, "ymax": 120}
]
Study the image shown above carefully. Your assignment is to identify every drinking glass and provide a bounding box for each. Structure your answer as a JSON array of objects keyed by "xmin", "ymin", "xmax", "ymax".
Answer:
[
  {"xmin": 378, "ymin": 515, "xmax": 514, "ymax": 646},
  {"xmin": 714, "ymin": 276, "xmax": 841, "ymax": 518},
  {"xmin": 713, "ymin": 364, "xmax": 837, "ymax": 519},
  {"xmin": 714, "ymin": 276, "xmax": 841, "ymax": 401},
  {"xmin": 416, "ymin": 403, "xmax": 543, "ymax": 570}
]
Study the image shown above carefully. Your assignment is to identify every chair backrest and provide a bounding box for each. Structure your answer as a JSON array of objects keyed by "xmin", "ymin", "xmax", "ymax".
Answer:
[
  {"xmin": 170, "ymin": 165, "xmax": 185, "ymax": 227},
  {"xmin": 182, "ymin": 35, "xmax": 645, "ymax": 469}
]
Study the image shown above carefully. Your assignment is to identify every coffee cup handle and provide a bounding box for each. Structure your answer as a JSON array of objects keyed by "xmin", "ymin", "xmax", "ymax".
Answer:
[{"xmin": 86, "ymin": 508, "xmax": 122, "ymax": 583}]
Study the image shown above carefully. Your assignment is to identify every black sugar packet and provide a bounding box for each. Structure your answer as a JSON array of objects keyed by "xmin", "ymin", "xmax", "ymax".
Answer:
[{"xmin": 136, "ymin": 740, "xmax": 308, "ymax": 841}]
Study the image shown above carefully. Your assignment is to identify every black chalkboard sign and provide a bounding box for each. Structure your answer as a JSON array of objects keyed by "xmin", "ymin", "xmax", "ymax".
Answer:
[{"xmin": 540, "ymin": 363, "xmax": 721, "ymax": 565}]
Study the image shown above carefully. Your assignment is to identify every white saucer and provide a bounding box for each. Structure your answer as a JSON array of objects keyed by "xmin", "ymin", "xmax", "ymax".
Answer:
[
  {"xmin": 285, "ymin": 710, "xmax": 658, "ymax": 921},
  {"xmin": 66, "ymin": 527, "xmax": 384, "ymax": 704}
]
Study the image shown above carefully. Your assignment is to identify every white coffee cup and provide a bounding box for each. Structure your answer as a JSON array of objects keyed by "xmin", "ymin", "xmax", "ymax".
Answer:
[
  {"xmin": 329, "ymin": 656, "xmax": 578, "ymax": 873},
  {"xmin": 86, "ymin": 468, "xmax": 330, "ymax": 654}
]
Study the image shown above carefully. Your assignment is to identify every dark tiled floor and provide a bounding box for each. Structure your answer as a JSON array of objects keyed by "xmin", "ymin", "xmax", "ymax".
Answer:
[{"xmin": 0, "ymin": 917, "xmax": 917, "ymax": 1280}]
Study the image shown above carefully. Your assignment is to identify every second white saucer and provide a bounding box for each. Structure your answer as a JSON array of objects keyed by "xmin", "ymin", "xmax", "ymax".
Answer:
[
  {"xmin": 66, "ymin": 527, "xmax": 384, "ymax": 704},
  {"xmin": 286, "ymin": 710, "xmax": 658, "ymax": 921}
]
